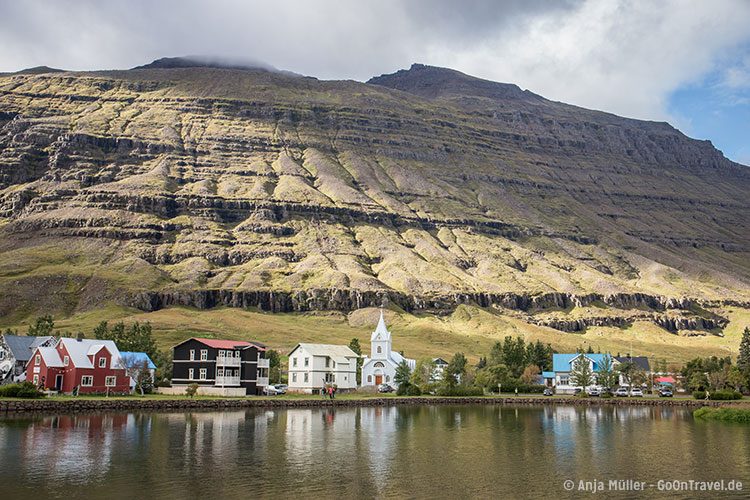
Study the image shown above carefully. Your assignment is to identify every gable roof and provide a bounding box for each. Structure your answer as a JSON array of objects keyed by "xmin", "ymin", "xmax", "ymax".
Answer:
[
  {"xmin": 615, "ymin": 356, "xmax": 650, "ymax": 371},
  {"xmin": 2, "ymin": 335, "xmax": 55, "ymax": 362},
  {"xmin": 433, "ymin": 357, "xmax": 449, "ymax": 366},
  {"xmin": 58, "ymin": 337, "xmax": 122, "ymax": 369},
  {"xmin": 176, "ymin": 338, "xmax": 266, "ymax": 351},
  {"xmin": 36, "ymin": 346, "xmax": 64, "ymax": 368},
  {"xmin": 289, "ymin": 343, "xmax": 359, "ymax": 360},
  {"xmin": 120, "ymin": 352, "xmax": 157, "ymax": 370}
]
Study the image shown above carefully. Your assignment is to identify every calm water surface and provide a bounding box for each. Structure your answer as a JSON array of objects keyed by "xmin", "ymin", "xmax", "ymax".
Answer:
[{"xmin": 1, "ymin": 405, "xmax": 749, "ymax": 499}]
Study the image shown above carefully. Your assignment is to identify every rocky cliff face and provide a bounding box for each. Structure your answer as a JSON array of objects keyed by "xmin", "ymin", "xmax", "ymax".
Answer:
[{"xmin": 0, "ymin": 60, "xmax": 747, "ymax": 337}]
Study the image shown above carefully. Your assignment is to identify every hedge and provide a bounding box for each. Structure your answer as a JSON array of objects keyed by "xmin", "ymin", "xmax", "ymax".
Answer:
[
  {"xmin": 692, "ymin": 390, "xmax": 743, "ymax": 400},
  {"xmin": 436, "ymin": 385, "xmax": 484, "ymax": 397},
  {"xmin": 0, "ymin": 382, "xmax": 44, "ymax": 399}
]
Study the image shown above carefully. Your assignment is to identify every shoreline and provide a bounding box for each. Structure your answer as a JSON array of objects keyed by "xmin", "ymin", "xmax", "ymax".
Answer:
[{"xmin": 2, "ymin": 395, "xmax": 747, "ymax": 415}]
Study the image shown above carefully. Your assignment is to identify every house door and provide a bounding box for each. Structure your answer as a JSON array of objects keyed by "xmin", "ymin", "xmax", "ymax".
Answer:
[
  {"xmin": 375, "ymin": 375, "xmax": 383, "ymax": 385},
  {"xmin": 55, "ymin": 375, "xmax": 63, "ymax": 391}
]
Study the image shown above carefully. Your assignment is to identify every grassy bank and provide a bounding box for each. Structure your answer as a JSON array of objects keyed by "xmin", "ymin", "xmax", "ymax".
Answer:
[{"xmin": 693, "ymin": 407, "xmax": 750, "ymax": 423}]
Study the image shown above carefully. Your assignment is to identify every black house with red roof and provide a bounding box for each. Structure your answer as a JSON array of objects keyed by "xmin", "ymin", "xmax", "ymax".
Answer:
[{"xmin": 171, "ymin": 338, "xmax": 269, "ymax": 395}]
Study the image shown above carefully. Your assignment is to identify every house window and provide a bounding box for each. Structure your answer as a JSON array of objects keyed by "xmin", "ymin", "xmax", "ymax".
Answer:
[
  {"xmin": 304, "ymin": 373, "xmax": 309, "ymax": 382},
  {"xmin": 35, "ymin": 354, "xmax": 41, "ymax": 366},
  {"xmin": 200, "ymin": 350, "xmax": 208, "ymax": 361},
  {"xmin": 33, "ymin": 374, "xmax": 39, "ymax": 385},
  {"xmin": 98, "ymin": 357, "xmax": 107, "ymax": 368},
  {"xmin": 560, "ymin": 376, "xmax": 569, "ymax": 386},
  {"xmin": 377, "ymin": 346, "xmax": 382, "ymax": 354},
  {"xmin": 304, "ymin": 357, "xmax": 309, "ymax": 367},
  {"xmin": 0, "ymin": 351, "xmax": 4, "ymax": 360},
  {"xmin": 199, "ymin": 368, "xmax": 207, "ymax": 380},
  {"xmin": 81, "ymin": 376, "xmax": 93, "ymax": 387},
  {"xmin": 235, "ymin": 351, "xmax": 240, "ymax": 358},
  {"xmin": 63, "ymin": 356, "xmax": 69, "ymax": 366},
  {"xmin": 217, "ymin": 368, "xmax": 224, "ymax": 377},
  {"xmin": 325, "ymin": 373, "xmax": 334, "ymax": 383},
  {"xmin": 344, "ymin": 376, "xmax": 347, "ymax": 381},
  {"xmin": 188, "ymin": 368, "xmax": 194, "ymax": 380},
  {"xmin": 292, "ymin": 373, "xmax": 297, "ymax": 382},
  {"xmin": 105, "ymin": 376, "xmax": 116, "ymax": 387},
  {"xmin": 189, "ymin": 350, "xmax": 195, "ymax": 361},
  {"xmin": 293, "ymin": 357, "xmax": 297, "ymax": 367},
  {"xmin": 325, "ymin": 357, "xmax": 330, "ymax": 367},
  {"xmin": 218, "ymin": 350, "xmax": 224, "ymax": 358}
]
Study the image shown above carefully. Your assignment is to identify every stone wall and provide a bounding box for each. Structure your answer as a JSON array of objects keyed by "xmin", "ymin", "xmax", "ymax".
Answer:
[{"xmin": 1, "ymin": 396, "xmax": 743, "ymax": 415}]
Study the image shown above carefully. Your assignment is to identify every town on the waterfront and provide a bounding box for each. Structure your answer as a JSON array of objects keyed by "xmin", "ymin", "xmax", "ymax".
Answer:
[{"xmin": 3, "ymin": 310, "xmax": 750, "ymax": 405}]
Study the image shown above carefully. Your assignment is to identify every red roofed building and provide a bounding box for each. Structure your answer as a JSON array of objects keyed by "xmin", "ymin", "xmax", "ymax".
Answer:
[
  {"xmin": 26, "ymin": 337, "xmax": 130, "ymax": 394},
  {"xmin": 171, "ymin": 338, "xmax": 269, "ymax": 395}
]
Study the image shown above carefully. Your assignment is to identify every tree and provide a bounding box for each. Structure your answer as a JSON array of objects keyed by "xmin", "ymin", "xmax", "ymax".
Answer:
[
  {"xmin": 596, "ymin": 354, "xmax": 618, "ymax": 389},
  {"xmin": 394, "ymin": 360, "xmax": 412, "ymax": 388},
  {"xmin": 94, "ymin": 321, "xmax": 157, "ymax": 359},
  {"xmin": 475, "ymin": 364, "xmax": 512, "ymax": 392},
  {"xmin": 443, "ymin": 353, "xmax": 468, "ymax": 388},
  {"xmin": 502, "ymin": 337, "xmax": 526, "ymax": 378},
  {"xmin": 348, "ymin": 338, "xmax": 363, "ymax": 384},
  {"xmin": 28, "ymin": 315, "xmax": 55, "ymax": 337},
  {"xmin": 411, "ymin": 357, "xmax": 436, "ymax": 388},
  {"xmin": 266, "ymin": 350, "xmax": 281, "ymax": 384},
  {"xmin": 688, "ymin": 371, "xmax": 708, "ymax": 392},
  {"xmin": 570, "ymin": 356, "xmax": 594, "ymax": 390},
  {"xmin": 618, "ymin": 360, "xmax": 646, "ymax": 394},
  {"xmin": 520, "ymin": 364, "xmax": 541, "ymax": 385},
  {"xmin": 488, "ymin": 342, "xmax": 504, "ymax": 366},
  {"xmin": 738, "ymin": 327, "xmax": 750, "ymax": 389},
  {"xmin": 120, "ymin": 354, "xmax": 153, "ymax": 396}
]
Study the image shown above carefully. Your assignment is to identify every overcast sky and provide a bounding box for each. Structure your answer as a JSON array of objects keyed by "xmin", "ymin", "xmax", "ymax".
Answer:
[{"xmin": 1, "ymin": 0, "xmax": 748, "ymax": 163}]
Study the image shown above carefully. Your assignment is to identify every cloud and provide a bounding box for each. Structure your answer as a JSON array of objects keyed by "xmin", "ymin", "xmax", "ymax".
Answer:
[{"xmin": 0, "ymin": 0, "xmax": 749, "ymax": 123}]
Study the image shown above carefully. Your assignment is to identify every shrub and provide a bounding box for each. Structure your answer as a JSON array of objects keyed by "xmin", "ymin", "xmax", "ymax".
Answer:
[
  {"xmin": 694, "ymin": 407, "xmax": 750, "ymax": 423},
  {"xmin": 436, "ymin": 385, "xmax": 484, "ymax": 397},
  {"xmin": 397, "ymin": 384, "xmax": 422, "ymax": 396},
  {"xmin": 185, "ymin": 383, "xmax": 199, "ymax": 398},
  {"xmin": 693, "ymin": 390, "xmax": 743, "ymax": 400},
  {"xmin": 0, "ymin": 382, "xmax": 44, "ymax": 399}
]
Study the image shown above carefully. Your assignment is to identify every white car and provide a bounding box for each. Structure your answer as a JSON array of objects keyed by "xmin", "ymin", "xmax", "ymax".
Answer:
[
  {"xmin": 615, "ymin": 387, "xmax": 630, "ymax": 397},
  {"xmin": 630, "ymin": 387, "xmax": 644, "ymax": 397},
  {"xmin": 263, "ymin": 385, "xmax": 282, "ymax": 395}
]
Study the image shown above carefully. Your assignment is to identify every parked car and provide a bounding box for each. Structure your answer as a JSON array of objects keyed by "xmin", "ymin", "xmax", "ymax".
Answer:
[
  {"xmin": 630, "ymin": 387, "xmax": 644, "ymax": 397},
  {"xmin": 273, "ymin": 384, "xmax": 287, "ymax": 394},
  {"xmin": 587, "ymin": 388, "xmax": 601, "ymax": 397},
  {"xmin": 615, "ymin": 387, "xmax": 630, "ymax": 397},
  {"xmin": 543, "ymin": 388, "xmax": 554, "ymax": 396},
  {"xmin": 263, "ymin": 385, "xmax": 282, "ymax": 395},
  {"xmin": 659, "ymin": 388, "xmax": 673, "ymax": 397},
  {"xmin": 573, "ymin": 387, "xmax": 582, "ymax": 395},
  {"xmin": 377, "ymin": 383, "xmax": 394, "ymax": 393}
]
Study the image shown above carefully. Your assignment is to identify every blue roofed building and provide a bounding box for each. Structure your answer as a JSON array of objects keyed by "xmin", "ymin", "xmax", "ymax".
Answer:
[
  {"xmin": 548, "ymin": 353, "xmax": 650, "ymax": 394},
  {"xmin": 120, "ymin": 351, "xmax": 157, "ymax": 391}
]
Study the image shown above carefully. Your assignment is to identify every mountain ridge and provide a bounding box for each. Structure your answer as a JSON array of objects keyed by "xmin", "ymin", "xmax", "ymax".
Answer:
[{"xmin": 0, "ymin": 59, "xmax": 747, "ymax": 352}]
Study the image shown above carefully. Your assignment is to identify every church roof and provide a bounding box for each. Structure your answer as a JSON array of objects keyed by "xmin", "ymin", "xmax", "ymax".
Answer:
[{"xmin": 371, "ymin": 310, "xmax": 391, "ymax": 341}]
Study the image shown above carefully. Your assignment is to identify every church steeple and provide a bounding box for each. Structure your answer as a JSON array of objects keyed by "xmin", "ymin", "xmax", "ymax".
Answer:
[{"xmin": 371, "ymin": 309, "xmax": 392, "ymax": 359}]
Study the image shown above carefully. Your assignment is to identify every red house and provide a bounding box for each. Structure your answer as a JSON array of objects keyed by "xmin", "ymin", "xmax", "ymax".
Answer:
[{"xmin": 26, "ymin": 337, "xmax": 130, "ymax": 394}]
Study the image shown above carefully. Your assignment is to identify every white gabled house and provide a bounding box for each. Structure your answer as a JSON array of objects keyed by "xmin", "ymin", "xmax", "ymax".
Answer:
[
  {"xmin": 361, "ymin": 311, "xmax": 415, "ymax": 388},
  {"xmin": 287, "ymin": 343, "xmax": 359, "ymax": 393}
]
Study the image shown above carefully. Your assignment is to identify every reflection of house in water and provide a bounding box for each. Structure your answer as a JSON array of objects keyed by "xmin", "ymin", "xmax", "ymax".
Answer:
[
  {"xmin": 19, "ymin": 414, "xmax": 129, "ymax": 482},
  {"xmin": 179, "ymin": 411, "xmax": 250, "ymax": 469}
]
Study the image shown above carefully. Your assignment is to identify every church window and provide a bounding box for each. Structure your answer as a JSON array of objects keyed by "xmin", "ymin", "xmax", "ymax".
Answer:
[
  {"xmin": 374, "ymin": 362, "xmax": 385, "ymax": 368},
  {"xmin": 367, "ymin": 375, "xmax": 372, "ymax": 383},
  {"xmin": 377, "ymin": 346, "xmax": 382, "ymax": 354},
  {"xmin": 386, "ymin": 375, "xmax": 390, "ymax": 382}
]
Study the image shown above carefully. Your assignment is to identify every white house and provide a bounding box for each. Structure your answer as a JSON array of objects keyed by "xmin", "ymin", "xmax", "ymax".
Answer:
[
  {"xmin": 361, "ymin": 311, "xmax": 415, "ymax": 388},
  {"xmin": 287, "ymin": 343, "xmax": 359, "ymax": 393}
]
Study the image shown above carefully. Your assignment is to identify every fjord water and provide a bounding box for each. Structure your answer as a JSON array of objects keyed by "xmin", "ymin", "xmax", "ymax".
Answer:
[{"xmin": 1, "ymin": 405, "xmax": 749, "ymax": 499}]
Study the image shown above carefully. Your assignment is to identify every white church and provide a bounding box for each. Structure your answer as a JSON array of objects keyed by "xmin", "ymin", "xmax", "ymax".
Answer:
[{"xmin": 361, "ymin": 310, "xmax": 416, "ymax": 388}]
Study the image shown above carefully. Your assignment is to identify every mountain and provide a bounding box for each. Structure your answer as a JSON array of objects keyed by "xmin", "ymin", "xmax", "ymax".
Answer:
[{"xmin": 0, "ymin": 59, "xmax": 748, "ymax": 358}]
